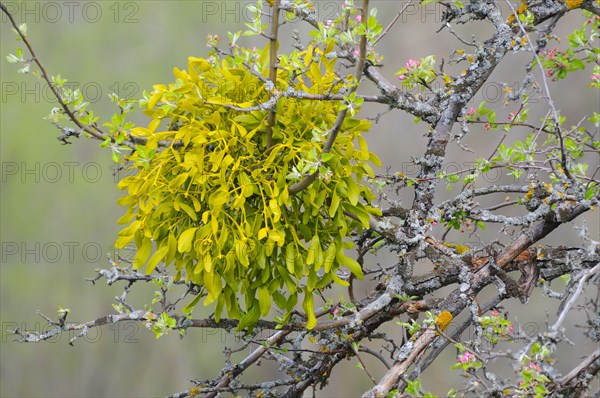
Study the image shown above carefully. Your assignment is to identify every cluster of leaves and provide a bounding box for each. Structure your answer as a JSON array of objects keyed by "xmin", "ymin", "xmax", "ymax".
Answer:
[
  {"xmin": 395, "ymin": 56, "xmax": 437, "ymax": 90},
  {"xmin": 479, "ymin": 310, "xmax": 513, "ymax": 345},
  {"xmin": 539, "ymin": 13, "xmax": 599, "ymax": 81},
  {"xmin": 515, "ymin": 342, "xmax": 553, "ymax": 397},
  {"xmin": 396, "ymin": 309, "xmax": 557, "ymax": 397},
  {"xmin": 450, "ymin": 347, "xmax": 482, "ymax": 372},
  {"xmin": 404, "ymin": 379, "xmax": 438, "ymax": 398},
  {"xmin": 311, "ymin": 2, "xmax": 384, "ymax": 65},
  {"xmin": 459, "ymin": 93, "xmax": 598, "ymax": 199},
  {"xmin": 5, "ymin": 22, "xmax": 30, "ymax": 73},
  {"xmin": 115, "ymin": 39, "xmax": 382, "ymax": 331},
  {"xmin": 397, "ymin": 311, "xmax": 453, "ymax": 339}
]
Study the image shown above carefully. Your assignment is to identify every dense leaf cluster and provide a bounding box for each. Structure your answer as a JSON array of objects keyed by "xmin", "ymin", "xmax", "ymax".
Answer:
[{"xmin": 116, "ymin": 41, "xmax": 381, "ymax": 330}]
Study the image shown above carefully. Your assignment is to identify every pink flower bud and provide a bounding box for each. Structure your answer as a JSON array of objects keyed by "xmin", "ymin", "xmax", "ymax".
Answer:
[
  {"xmin": 529, "ymin": 362, "xmax": 542, "ymax": 372},
  {"xmin": 458, "ymin": 352, "xmax": 475, "ymax": 364}
]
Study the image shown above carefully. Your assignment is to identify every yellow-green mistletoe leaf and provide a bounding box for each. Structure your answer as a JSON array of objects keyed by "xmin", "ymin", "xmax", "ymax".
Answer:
[
  {"xmin": 302, "ymin": 290, "xmax": 317, "ymax": 330},
  {"xmin": 178, "ymin": 227, "xmax": 197, "ymax": 253}
]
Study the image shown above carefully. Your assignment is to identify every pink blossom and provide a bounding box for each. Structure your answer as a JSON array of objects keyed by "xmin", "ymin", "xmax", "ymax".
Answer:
[
  {"xmin": 458, "ymin": 352, "xmax": 475, "ymax": 364},
  {"xmin": 484, "ymin": 122, "xmax": 492, "ymax": 130},
  {"xmin": 325, "ymin": 19, "xmax": 334, "ymax": 28},
  {"xmin": 342, "ymin": 1, "xmax": 350, "ymax": 8},
  {"xmin": 405, "ymin": 59, "xmax": 420, "ymax": 71},
  {"xmin": 529, "ymin": 362, "xmax": 542, "ymax": 372},
  {"xmin": 466, "ymin": 107, "xmax": 476, "ymax": 116},
  {"xmin": 545, "ymin": 69, "xmax": 554, "ymax": 77},
  {"xmin": 353, "ymin": 48, "xmax": 360, "ymax": 57},
  {"xmin": 397, "ymin": 75, "xmax": 406, "ymax": 81},
  {"xmin": 490, "ymin": 310, "xmax": 500, "ymax": 316},
  {"xmin": 508, "ymin": 111, "xmax": 516, "ymax": 121},
  {"xmin": 356, "ymin": 15, "xmax": 362, "ymax": 22},
  {"xmin": 500, "ymin": 323, "xmax": 513, "ymax": 337},
  {"xmin": 591, "ymin": 74, "xmax": 600, "ymax": 82}
]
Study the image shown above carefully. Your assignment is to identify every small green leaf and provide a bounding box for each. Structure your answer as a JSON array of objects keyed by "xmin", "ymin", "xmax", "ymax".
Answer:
[
  {"xmin": 182, "ymin": 293, "xmax": 202, "ymax": 315},
  {"xmin": 257, "ymin": 286, "xmax": 271, "ymax": 316},
  {"xmin": 237, "ymin": 300, "xmax": 261, "ymax": 332},
  {"xmin": 321, "ymin": 152, "xmax": 333, "ymax": 162},
  {"xmin": 6, "ymin": 54, "xmax": 19, "ymax": 63},
  {"xmin": 337, "ymin": 251, "xmax": 363, "ymax": 279},
  {"xmin": 133, "ymin": 238, "xmax": 152, "ymax": 270},
  {"xmin": 178, "ymin": 227, "xmax": 197, "ymax": 253},
  {"xmin": 302, "ymin": 291, "xmax": 317, "ymax": 330},
  {"xmin": 146, "ymin": 246, "xmax": 168, "ymax": 274},
  {"xmin": 285, "ymin": 243, "xmax": 296, "ymax": 274}
]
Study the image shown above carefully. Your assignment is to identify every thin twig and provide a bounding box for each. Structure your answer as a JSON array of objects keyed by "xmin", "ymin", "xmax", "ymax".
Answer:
[
  {"xmin": 373, "ymin": 1, "xmax": 413, "ymax": 45},
  {"xmin": 289, "ymin": 0, "xmax": 369, "ymax": 195},
  {"xmin": 0, "ymin": 3, "xmax": 110, "ymax": 142},
  {"xmin": 505, "ymin": 0, "xmax": 572, "ymax": 180},
  {"xmin": 265, "ymin": 0, "xmax": 281, "ymax": 149}
]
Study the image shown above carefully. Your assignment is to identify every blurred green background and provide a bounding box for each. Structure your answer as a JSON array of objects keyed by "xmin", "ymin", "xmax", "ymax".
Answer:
[{"xmin": 1, "ymin": 1, "xmax": 598, "ymax": 397}]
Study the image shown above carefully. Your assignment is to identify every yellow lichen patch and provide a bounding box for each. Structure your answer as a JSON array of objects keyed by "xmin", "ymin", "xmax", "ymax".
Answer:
[
  {"xmin": 443, "ymin": 74, "xmax": 452, "ymax": 86},
  {"xmin": 524, "ymin": 187, "xmax": 534, "ymax": 202},
  {"xmin": 565, "ymin": 0, "xmax": 583, "ymax": 9},
  {"xmin": 507, "ymin": 0, "xmax": 528, "ymax": 24},
  {"xmin": 443, "ymin": 242, "xmax": 471, "ymax": 255},
  {"xmin": 436, "ymin": 310, "xmax": 454, "ymax": 332}
]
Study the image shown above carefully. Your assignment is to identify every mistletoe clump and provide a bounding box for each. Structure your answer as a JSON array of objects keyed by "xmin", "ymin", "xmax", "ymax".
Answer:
[{"xmin": 115, "ymin": 40, "xmax": 381, "ymax": 330}]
